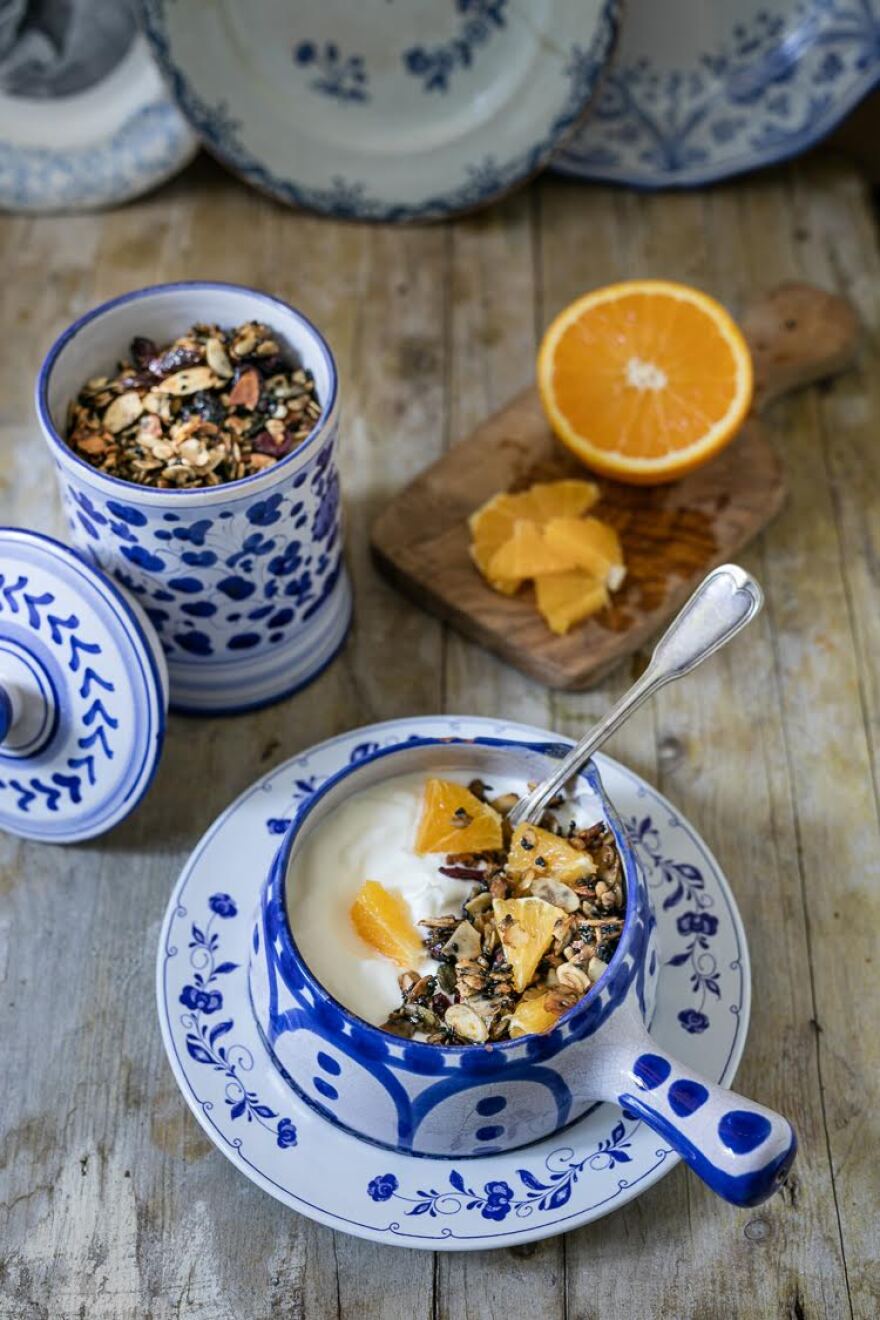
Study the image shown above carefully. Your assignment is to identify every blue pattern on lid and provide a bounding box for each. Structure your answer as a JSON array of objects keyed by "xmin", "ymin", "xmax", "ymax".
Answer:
[{"xmin": 0, "ymin": 528, "xmax": 165, "ymax": 843}]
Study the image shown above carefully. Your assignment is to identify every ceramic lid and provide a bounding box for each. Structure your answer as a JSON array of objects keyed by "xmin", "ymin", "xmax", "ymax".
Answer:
[{"xmin": 0, "ymin": 528, "xmax": 168, "ymax": 843}]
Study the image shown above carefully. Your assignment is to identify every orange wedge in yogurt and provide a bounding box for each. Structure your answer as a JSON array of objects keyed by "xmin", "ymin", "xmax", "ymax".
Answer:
[
  {"xmin": 507, "ymin": 823, "xmax": 596, "ymax": 883},
  {"xmin": 415, "ymin": 779, "xmax": 503, "ymax": 855},
  {"xmin": 350, "ymin": 880, "xmax": 422, "ymax": 967}
]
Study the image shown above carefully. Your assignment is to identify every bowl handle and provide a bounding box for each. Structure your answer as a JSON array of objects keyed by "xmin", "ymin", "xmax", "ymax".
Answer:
[{"xmin": 591, "ymin": 1008, "xmax": 796, "ymax": 1206}]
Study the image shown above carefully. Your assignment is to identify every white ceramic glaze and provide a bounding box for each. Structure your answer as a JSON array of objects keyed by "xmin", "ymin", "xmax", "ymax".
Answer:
[
  {"xmin": 0, "ymin": 32, "xmax": 196, "ymax": 212},
  {"xmin": 555, "ymin": 0, "xmax": 880, "ymax": 188},
  {"xmin": 36, "ymin": 282, "xmax": 350, "ymax": 715},
  {"xmin": 0, "ymin": 528, "xmax": 168, "ymax": 842},
  {"xmin": 141, "ymin": 0, "xmax": 619, "ymax": 220}
]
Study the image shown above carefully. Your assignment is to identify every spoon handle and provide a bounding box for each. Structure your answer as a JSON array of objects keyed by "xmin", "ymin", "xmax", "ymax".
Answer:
[{"xmin": 509, "ymin": 564, "xmax": 763, "ymax": 826}]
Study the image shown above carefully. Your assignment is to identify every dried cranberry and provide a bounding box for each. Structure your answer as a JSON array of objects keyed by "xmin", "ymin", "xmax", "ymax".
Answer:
[
  {"xmin": 256, "ymin": 354, "xmax": 283, "ymax": 376},
  {"xmin": 438, "ymin": 866, "xmax": 485, "ymax": 881},
  {"xmin": 148, "ymin": 344, "xmax": 203, "ymax": 378},
  {"xmin": 130, "ymin": 337, "xmax": 158, "ymax": 370},
  {"xmin": 119, "ymin": 371, "xmax": 155, "ymax": 390},
  {"xmin": 431, "ymin": 994, "xmax": 449, "ymax": 1016},
  {"xmin": 252, "ymin": 428, "xmax": 296, "ymax": 458}
]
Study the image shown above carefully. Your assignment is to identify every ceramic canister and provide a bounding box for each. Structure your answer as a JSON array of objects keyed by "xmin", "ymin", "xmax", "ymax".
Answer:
[
  {"xmin": 249, "ymin": 736, "xmax": 797, "ymax": 1206},
  {"xmin": 36, "ymin": 282, "xmax": 351, "ymax": 715}
]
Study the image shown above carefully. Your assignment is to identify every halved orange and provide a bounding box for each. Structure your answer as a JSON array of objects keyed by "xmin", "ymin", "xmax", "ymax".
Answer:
[
  {"xmin": 415, "ymin": 778, "xmax": 503, "ymax": 854},
  {"xmin": 350, "ymin": 880, "xmax": 422, "ymax": 967},
  {"xmin": 534, "ymin": 571, "xmax": 608, "ymax": 636},
  {"xmin": 544, "ymin": 516, "xmax": 626, "ymax": 589},
  {"xmin": 487, "ymin": 520, "xmax": 576, "ymax": 584},
  {"xmin": 538, "ymin": 280, "xmax": 753, "ymax": 485}
]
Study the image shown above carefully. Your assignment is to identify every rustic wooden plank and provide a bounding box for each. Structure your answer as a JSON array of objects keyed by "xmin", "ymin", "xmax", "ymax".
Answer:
[
  {"xmin": 767, "ymin": 157, "xmax": 880, "ymax": 1318},
  {"xmin": 438, "ymin": 192, "xmax": 563, "ymax": 1316},
  {"xmin": 537, "ymin": 173, "xmax": 854, "ymax": 1319},
  {"xmin": 1, "ymin": 152, "xmax": 877, "ymax": 1320}
]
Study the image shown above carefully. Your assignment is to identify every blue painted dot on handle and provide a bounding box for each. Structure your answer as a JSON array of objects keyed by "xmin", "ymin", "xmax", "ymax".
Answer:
[
  {"xmin": 718, "ymin": 1109, "xmax": 772, "ymax": 1154},
  {"xmin": 475, "ymin": 1125, "xmax": 504, "ymax": 1142},
  {"xmin": 316, "ymin": 1051, "xmax": 341, "ymax": 1076},
  {"xmin": 475, "ymin": 1095, "xmax": 507, "ymax": 1117},
  {"xmin": 632, "ymin": 1053, "xmax": 672, "ymax": 1090},
  {"xmin": 313, "ymin": 1076, "xmax": 338, "ymax": 1102},
  {"xmin": 668, "ymin": 1079, "xmax": 710, "ymax": 1117}
]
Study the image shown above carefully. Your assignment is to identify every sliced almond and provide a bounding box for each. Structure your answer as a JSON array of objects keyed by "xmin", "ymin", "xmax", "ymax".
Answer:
[
  {"xmin": 444, "ymin": 1003, "xmax": 488, "ymax": 1043},
  {"xmin": 103, "ymin": 390, "xmax": 143, "ymax": 434},
  {"xmin": 155, "ymin": 366, "xmax": 219, "ymax": 396},
  {"xmin": 205, "ymin": 336, "xmax": 233, "ymax": 378}
]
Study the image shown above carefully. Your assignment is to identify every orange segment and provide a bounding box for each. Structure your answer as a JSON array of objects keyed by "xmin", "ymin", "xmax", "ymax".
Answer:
[
  {"xmin": 512, "ymin": 479, "xmax": 600, "ymax": 522},
  {"xmin": 492, "ymin": 896, "xmax": 561, "ymax": 992},
  {"xmin": 468, "ymin": 493, "xmax": 522, "ymax": 594},
  {"xmin": 534, "ymin": 571, "xmax": 608, "ymax": 636},
  {"xmin": 544, "ymin": 516, "xmax": 626, "ymax": 589},
  {"xmin": 509, "ymin": 987, "xmax": 564, "ymax": 1038},
  {"xmin": 488, "ymin": 520, "xmax": 577, "ymax": 584},
  {"xmin": 538, "ymin": 280, "xmax": 753, "ymax": 484},
  {"xmin": 415, "ymin": 778, "xmax": 503, "ymax": 854},
  {"xmin": 507, "ymin": 823, "xmax": 596, "ymax": 883},
  {"xmin": 350, "ymin": 880, "xmax": 422, "ymax": 967}
]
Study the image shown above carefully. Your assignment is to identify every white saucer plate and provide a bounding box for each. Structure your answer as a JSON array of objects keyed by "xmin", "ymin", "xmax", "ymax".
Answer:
[
  {"xmin": 554, "ymin": 0, "xmax": 880, "ymax": 188},
  {"xmin": 157, "ymin": 715, "xmax": 749, "ymax": 1249},
  {"xmin": 141, "ymin": 0, "xmax": 618, "ymax": 221},
  {"xmin": 0, "ymin": 30, "xmax": 197, "ymax": 213}
]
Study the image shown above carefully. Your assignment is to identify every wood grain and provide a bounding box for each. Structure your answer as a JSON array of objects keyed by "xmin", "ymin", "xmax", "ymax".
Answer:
[
  {"xmin": 372, "ymin": 283, "xmax": 857, "ymax": 691},
  {"xmin": 0, "ymin": 154, "xmax": 876, "ymax": 1319}
]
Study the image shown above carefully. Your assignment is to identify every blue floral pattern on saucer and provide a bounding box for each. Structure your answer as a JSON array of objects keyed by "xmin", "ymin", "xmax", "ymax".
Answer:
[
  {"xmin": 157, "ymin": 715, "xmax": 750, "ymax": 1248},
  {"xmin": 554, "ymin": 0, "xmax": 880, "ymax": 187}
]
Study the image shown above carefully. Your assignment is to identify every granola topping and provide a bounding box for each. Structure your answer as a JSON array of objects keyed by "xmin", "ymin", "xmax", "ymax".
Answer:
[
  {"xmin": 64, "ymin": 320, "xmax": 322, "ymax": 488},
  {"xmin": 286, "ymin": 770, "xmax": 626, "ymax": 1046}
]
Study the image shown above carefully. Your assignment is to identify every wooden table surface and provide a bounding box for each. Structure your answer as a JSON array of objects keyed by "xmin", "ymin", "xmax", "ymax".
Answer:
[{"xmin": 0, "ymin": 153, "xmax": 877, "ymax": 1320}]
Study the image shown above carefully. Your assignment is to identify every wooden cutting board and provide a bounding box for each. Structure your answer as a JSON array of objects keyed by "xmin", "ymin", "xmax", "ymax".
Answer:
[{"xmin": 371, "ymin": 284, "xmax": 859, "ymax": 690}]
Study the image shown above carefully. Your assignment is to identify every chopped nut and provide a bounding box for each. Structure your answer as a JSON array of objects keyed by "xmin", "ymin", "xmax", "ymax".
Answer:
[
  {"xmin": 444, "ymin": 1003, "xmax": 488, "ymax": 1043},
  {"xmin": 205, "ymin": 336, "xmax": 233, "ymax": 378},
  {"xmin": 103, "ymin": 390, "xmax": 143, "ymax": 434}
]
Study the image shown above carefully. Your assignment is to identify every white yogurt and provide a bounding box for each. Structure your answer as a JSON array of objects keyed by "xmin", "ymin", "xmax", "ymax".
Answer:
[
  {"xmin": 286, "ymin": 768, "xmax": 602, "ymax": 1026},
  {"xmin": 286, "ymin": 772, "xmax": 476, "ymax": 1025}
]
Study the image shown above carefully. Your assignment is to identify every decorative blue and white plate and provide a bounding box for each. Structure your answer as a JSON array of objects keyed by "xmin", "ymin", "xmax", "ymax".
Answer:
[
  {"xmin": 140, "ymin": 0, "xmax": 618, "ymax": 222},
  {"xmin": 554, "ymin": 0, "xmax": 880, "ymax": 188},
  {"xmin": 157, "ymin": 715, "xmax": 750, "ymax": 1248},
  {"xmin": 0, "ymin": 18, "xmax": 197, "ymax": 214},
  {"xmin": 0, "ymin": 528, "xmax": 168, "ymax": 842}
]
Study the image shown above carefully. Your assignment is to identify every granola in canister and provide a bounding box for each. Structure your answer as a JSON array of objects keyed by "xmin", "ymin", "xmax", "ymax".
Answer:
[
  {"xmin": 383, "ymin": 780, "xmax": 626, "ymax": 1045},
  {"xmin": 65, "ymin": 321, "xmax": 322, "ymax": 488}
]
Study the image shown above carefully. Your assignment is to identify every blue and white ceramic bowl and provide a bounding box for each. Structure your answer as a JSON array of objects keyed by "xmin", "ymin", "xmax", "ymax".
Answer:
[
  {"xmin": 141, "ymin": 0, "xmax": 619, "ymax": 221},
  {"xmin": 0, "ymin": 30, "xmax": 196, "ymax": 213},
  {"xmin": 553, "ymin": 0, "xmax": 880, "ymax": 188},
  {"xmin": 36, "ymin": 282, "xmax": 351, "ymax": 715},
  {"xmin": 249, "ymin": 734, "xmax": 797, "ymax": 1206}
]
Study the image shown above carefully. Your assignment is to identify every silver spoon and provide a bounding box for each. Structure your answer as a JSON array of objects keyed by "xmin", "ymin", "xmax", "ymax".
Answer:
[{"xmin": 508, "ymin": 563, "xmax": 763, "ymax": 827}]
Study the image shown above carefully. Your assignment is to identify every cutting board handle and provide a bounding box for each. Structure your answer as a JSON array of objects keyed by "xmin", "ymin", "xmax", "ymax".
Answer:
[{"xmin": 743, "ymin": 282, "xmax": 860, "ymax": 412}]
